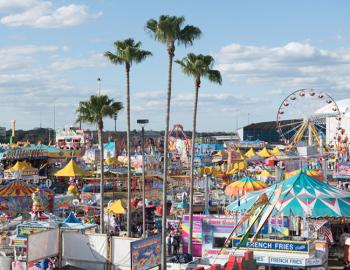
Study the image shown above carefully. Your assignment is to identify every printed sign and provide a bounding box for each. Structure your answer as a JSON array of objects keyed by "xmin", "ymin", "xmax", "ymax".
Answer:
[
  {"xmin": 336, "ymin": 163, "xmax": 350, "ymax": 177},
  {"xmin": 232, "ymin": 238, "xmax": 310, "ymax": 253},
  {"xmin": 130, "ymin": 234, "xmax": 161, "ymax": 270},
  {"xmin": 255, "ymin": 255, "xmax": 324, "ymax": 267}
]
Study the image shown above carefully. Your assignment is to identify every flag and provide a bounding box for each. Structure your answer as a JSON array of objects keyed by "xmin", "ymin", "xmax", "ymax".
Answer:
[
  {"xmin": 236, "ymin": 205, "xmax": 266, "ymax": 250},
  {"xmin": 213, "ymin": 192, "xmax": 270, "ymax": 259},
  {"xmin": 275, "ymin": 226, "xmax": 289, "ymax": 236},
  {"xmin": 268, "ymin": 216, "xmax": 272, "ymax": 234},
  {"xmin": 289, "ymin": 208, "xmax": 294, "ymax": 230},
  {"xmin": 313, "ymin": 220, "xmax": 334, "ymax": 244}
]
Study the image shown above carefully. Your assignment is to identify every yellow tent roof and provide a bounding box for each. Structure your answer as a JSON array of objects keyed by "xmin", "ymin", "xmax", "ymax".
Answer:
[
  {"xmin": 271, "ymin": 146, "xmax": 281, "ymax": 155},
  {"xmin": 259, "ymin": 169, "xmax": 271, "ymax": 177},
  {"xmin": 212, "ymin": 150, "xmax": 227, "ymax": 157},
  {"xmin": 105, "ymin": 157, "xmax": 123, "ymax": 165},
  {"xmin": 5, "ymin": 161, "xmax": 37, "ymax": 172},
  {"xmin": 106, "ymin": 200, "xmax": 126, "ymax": 214},
  {"xmin": 245, "ymin": 148, "xmax": 257, "ymax": 158},
  {"xmin": 54, "ymin": 159, "xmax": 85, "ymax": 177},
  {"xmin": 258, "ymin": 147, "xmax": 271, "ymax": 158}
]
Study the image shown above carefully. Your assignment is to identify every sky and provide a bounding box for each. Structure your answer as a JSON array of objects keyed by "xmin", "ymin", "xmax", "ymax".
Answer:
[{"xmin": 0, "ymin": 0, "xmax": 350, "ymax": 132}]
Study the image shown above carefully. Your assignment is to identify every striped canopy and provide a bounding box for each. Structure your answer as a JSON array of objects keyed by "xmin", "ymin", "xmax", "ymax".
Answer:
[
  {"xmin": 225, "ymin": 177, "xmax": 267, "ymax": 197},
  {"xmin": 0, "ymin": 181, "xmax": 37, "ymax": 196},
  {"xmin": 226, "ymin": 173, "xmax": 350, "ymax": 217}
]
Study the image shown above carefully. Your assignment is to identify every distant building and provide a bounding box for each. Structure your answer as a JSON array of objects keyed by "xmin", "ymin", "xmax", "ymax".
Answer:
[
  {"xmin": 211, "ymin": 134, "xmax": 240, "ymax": 144},
  {"xmin": 0, "ymin": 127, "xmax": 6, "ymax": 142},
  {"xmin": 55, "ymin": 127, "xmax": 92, "ymax": 150},
  {"xmin": 237, "ymin": 120, "xmax": 299, "ymax": 144}
]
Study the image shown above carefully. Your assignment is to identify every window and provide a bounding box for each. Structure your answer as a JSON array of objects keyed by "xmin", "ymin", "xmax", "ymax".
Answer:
[{"xmin": 213, "ymin": 237, "xmax": 232, "ymax": 248}]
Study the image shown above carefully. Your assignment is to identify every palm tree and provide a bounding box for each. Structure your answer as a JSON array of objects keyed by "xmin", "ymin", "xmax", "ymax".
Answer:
[
  {"xmin": 175, "ymin": 53, "xmax": 222, "ymax": 254},
  {"xmin": 145, "ymin": 15, "xmax": 201, "ymax": 266},
  {"xmin": 76, "ymin": 95, "xmax": 123, "ymax": 233},
  {"xmin": 104, "ymin": 38, "xmax": 152, "ymax": 237}
]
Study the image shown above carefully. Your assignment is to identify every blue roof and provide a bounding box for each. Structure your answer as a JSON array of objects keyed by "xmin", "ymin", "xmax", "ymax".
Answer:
[{"xmin": 64, "ymin": 212, "xmax": 82, "ymax": 223}]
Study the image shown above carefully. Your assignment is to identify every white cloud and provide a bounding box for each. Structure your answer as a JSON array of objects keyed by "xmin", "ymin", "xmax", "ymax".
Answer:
[
  {"xmin": 215, "ymin": 42, "xmax": 350, "ymax": 96},
  {"xmin": 50, "ymin": 52, "xmax": 106, "ymax": 71},
  {"xmin": 0, "ymin": 1, "xmax": 102, "ymax": 28},
  {"xmin": 0, "ymin": 45, "xmax": 59, "ymax": 71},
  {"xmin": 0, "ymin": 0, "xmax": 38, "ymax": 11},
  {"xmin": 0, "ymin": 44, "xmax": 90, "ymax": 129}
]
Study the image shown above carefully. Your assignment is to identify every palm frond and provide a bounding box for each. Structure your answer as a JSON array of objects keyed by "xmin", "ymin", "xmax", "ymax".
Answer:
[
  {"xmin": 145, "ymin": 15, "xmax": 201, "ymax": 48},
  {"xmin": 178, "ymin": 25, "xmax": 202, "ymax": 47},
  {"xmin": 207, "ymin": 70, "xmax": 222, "ymax": 85},
  {"xmin": 105, "ymin": 38, "xmax": 152, "ymax": 66},
  {"xmin": 76, "ymin": 95, "xmax": 123, "ymax": 126},
  {"xmin": 175, "ymin": 53, "xmax": 222, "ymax": 85}
]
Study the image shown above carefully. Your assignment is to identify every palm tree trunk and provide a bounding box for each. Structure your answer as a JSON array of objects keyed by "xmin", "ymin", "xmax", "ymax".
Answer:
[
  {"xmin": 161, "ymin": 44, "xmax": 174, "ymax": 270},
  {"xmin": 98, "ymin": 126, "xmax": 105, "ymax": 233},
  {"xmin": 126, "ymin": 63, "xmax": 132, "ymax": 237},
  {"xmin": 189, "ymin": 77, "xmax": 200, "ymax": 255}
]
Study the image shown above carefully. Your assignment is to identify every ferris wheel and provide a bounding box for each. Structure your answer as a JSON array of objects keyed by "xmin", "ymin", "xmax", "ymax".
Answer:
[{"xmin": 276, "ymin": 89, "xmax": 341, "ymax": 148}]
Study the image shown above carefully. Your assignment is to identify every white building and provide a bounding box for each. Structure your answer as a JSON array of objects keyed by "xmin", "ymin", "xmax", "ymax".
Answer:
[{"xmin": 316, "ymin": 98, "xmax": 350, "ymax": 145}]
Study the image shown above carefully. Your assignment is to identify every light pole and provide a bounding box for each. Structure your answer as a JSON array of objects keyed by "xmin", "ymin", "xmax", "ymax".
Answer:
[
  {"xmin": 97, "ymin": 78, "xmax": 102, "ymax": 96},
  {"xmin": 137, "ymin": 119, "xmax": 149, "ymax": 237},
  {"xmin": 114, "ymin": 113, "xmax": 118, "ymax": 133}
]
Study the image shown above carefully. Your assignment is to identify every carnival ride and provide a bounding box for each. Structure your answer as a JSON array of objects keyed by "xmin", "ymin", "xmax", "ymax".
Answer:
[
  {"xmin": 276, "ymin": 89, "xmax": 341, "ymax": 148},
  {"xmin": 168, "ymin": 124, "xmax": 190, "ymax": 164}
]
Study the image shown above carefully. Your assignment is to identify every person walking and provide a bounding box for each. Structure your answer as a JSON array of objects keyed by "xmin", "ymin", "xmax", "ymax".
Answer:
[
  {"xmin": 166, "ymin": 234, "xmax": 172, "ymax": 256},
  {"xmin": 172, "ymin": 234, "xmax": 179, "ymax": 255}
]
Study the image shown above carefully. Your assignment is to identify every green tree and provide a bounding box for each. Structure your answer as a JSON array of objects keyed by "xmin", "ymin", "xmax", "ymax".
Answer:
[
  {"xmin": 176, "ymin": 53, "xmax": 222, "ymax": 253},
  {"xmin": 145, "ymin": 15, "xmax": 201, "ymax": 266},
  {"xmin": 76, "ymin": 95, "xmax": 123, "ymax": 233},
  {"xmin": 105, "ymin": 38, "xmax": 152, "ymax": 237}
]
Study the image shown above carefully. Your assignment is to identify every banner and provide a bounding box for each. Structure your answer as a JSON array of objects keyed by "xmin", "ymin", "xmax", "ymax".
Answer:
[{"xmin": 130, "ymin": 234, "xmax": 161, "ymax": 270}]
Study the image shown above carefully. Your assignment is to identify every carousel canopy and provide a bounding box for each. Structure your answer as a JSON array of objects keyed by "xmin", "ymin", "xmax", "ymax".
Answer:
[
  {"xmin": 257, "ymin": 147, "xmax": 271, "ymax": 158},
  {"xmin": 245, "ymin": 148, "xmax": 257, "ymax": 158},
  {"xmin": 54, "ymin": 159, "xmax": 85, "ymax": 177},
  {"xmin": 226, "ymin": 173, "xmax": 350, "ymax": 217},
  {"xmin": 225, "ymin": 176, "xmax": 267, "ymax": 197},
  {"xmin": 0, "ymin": 181, "xmax": 51, "ymax": 197}
]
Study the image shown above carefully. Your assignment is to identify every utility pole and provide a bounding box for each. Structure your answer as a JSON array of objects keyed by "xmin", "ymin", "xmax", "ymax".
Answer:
[
  {"xmin": 53, "ymin": 104, "xmax": 56, "ymax": 131},
  {"xmin": 137, "ymin": 119, "xmax": 149, "ymax": 237}
]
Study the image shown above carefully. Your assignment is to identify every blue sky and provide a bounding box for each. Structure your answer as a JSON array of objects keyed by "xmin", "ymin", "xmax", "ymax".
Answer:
[{"xmin": 0, "ymin": 0, "xmax": 350, "ymax": 132}]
